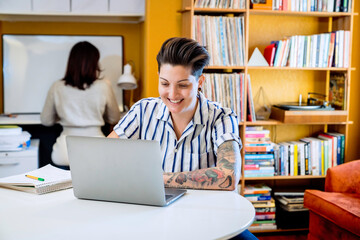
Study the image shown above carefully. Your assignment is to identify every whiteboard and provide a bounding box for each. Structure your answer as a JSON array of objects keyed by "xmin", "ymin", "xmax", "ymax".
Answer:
[{"xmin": 3, "ymin": 35, "xmax": 124, "ymax": 114}]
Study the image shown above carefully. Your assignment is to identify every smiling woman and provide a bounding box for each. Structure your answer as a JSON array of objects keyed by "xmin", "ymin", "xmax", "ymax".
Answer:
[
  {"xmin": 107, "ymin": 37, "xmax": 242, "ymax": 192},
  {"xmin": 158, "ymin": 64, "xmax": 202, "ymax": 139}
]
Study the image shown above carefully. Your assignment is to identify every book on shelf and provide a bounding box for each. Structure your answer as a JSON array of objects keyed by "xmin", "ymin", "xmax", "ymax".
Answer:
[
  {"xmin": 245, "ymin": 153, "xmax": 274, "ymax": 160},
  {"xmin": 327, "ymin": 132, "xmax": 345, "ymax": 165},
  {"xmin": 264, "ymin": 43, "xmax": 276, "ymax": 66},
  {"xmin": 248, "ymin": 223, "xmax": 277, "ymax": 231},
  {"xmin": 278, "ymin": 202, "xmax": 308, "ymax": 212},
  {"xmin": 252, "ymin": 199, "xmax": 275, "ymax": 207},
  {"xmin": 245, "ymin": 194, "xmax": 272, "ymax": 202},
  {"xmin": 243, "ymin": 183, "xmax": 272, "ymax": 195},
  {"xmin": 247, "ymin": 74, "xmax": 256, "ymax": 122},
  {"xmin": 329, "ymin": 72, "xmax": 346, "ymax": 110},
  {"xmin": 244, "ymin": 144, "xmax": 274, "ymax": 152},
  {"xmin": 0, "ymin": 164, "xmax": 72, "ymax": 194},
  {"xmin": 255, "ymin": 212, "xmax": 276, "ymax": 220},
  {"xmin": 277, "ymin": 195, "xmax": 304, "ymax": 204}
]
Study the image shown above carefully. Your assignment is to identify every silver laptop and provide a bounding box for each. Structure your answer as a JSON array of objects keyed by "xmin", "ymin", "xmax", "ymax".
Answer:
[{"xmin": 66, "ymin": 136, "xmax": 186, "ymax": 207}]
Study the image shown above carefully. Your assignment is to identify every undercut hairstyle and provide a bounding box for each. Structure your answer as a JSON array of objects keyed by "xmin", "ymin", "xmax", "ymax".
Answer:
[
  {"xmin": 63, "ymin": 41, "xmax": 101, "ymax": 90},
  {"xmin": 156, "ymin": 37, "xmax": 210, "ymax": 79}
]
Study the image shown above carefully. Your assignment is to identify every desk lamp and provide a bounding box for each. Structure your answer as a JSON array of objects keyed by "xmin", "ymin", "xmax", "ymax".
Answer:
[
  {"xmin": 117, "ymin": 63, "xmax": 137, "ymax": 90},
  {"xmin": 117, "ymin": 62, "xmax": 138, "ymax": 111}
]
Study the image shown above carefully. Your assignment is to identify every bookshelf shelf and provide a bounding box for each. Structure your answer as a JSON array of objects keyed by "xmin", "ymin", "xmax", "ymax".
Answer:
[
  {"xmin": 249, "ymin": 10, "xmax": 352, "ymax": 17},
  {"xmin": 245, "ymin": 175, "xmax": 326, "ymax": 180},
  {"xmin": 244, "ymin": 119, "xmax": 351, "ymax": 126},
  {"xmin": 180, "ymin": 7, "xmax": 246, "ymax": 13},
  {"xmin": 204, "ymin": 66, "xmax": 245, "ymax": 70},
  {"xmin": 251, "ymin": 228, "xmax": 309, "ymax": 233},
  {"xmin": 194, "ymin": 8, "xmax": 246, "ymax": 13},
  {"xmin": 247, "ymin": 66, "xmax": 349, "ymax": 71}
]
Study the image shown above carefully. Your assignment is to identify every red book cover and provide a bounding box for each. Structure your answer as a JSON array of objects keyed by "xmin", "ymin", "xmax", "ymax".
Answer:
[{"xmin": 264, "ymin": 43, "xmax": 276, "ymax": 67}]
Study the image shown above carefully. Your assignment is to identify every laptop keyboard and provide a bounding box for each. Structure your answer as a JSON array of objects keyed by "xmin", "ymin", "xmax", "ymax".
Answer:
[{"xmin": 165, "ymin": 194, "xmax": 173, "ymax": 201}]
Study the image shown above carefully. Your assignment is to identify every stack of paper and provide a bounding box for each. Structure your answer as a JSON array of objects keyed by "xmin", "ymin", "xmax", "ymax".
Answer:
[{"xmin": 0, "ymin": 125, "xmax": 31, "ymax": 151}]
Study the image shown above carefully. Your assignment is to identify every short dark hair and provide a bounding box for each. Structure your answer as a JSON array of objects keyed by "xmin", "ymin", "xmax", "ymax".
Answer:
[
  {"xmin": 63, "ymin": 41, "xmax": 101, "ymax": 90},
  {"xmin": 156, "ymin": 37, "xmax": 210, "ymax": 79}
]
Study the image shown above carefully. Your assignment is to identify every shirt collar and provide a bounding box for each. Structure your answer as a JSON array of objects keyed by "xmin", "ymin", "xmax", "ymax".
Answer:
[{"xmin": 193, "ymin": 92, "xmax": 208, "ymax": 125}]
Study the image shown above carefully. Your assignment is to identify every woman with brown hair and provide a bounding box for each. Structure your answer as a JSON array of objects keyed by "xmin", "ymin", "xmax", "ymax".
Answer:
[{"xmin": 41, "ymin": 41, "xmax": 120, "ymax": 167}]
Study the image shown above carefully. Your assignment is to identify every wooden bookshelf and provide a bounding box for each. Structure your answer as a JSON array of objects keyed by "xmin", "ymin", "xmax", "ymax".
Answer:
[{"xmin": 181, "ymin": 0, "xmax": 354, "ymax": 233}]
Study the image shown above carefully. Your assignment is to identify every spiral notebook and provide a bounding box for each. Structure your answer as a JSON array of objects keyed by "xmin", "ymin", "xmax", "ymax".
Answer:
[{"xmin": 0, "ymin": 164, "xmax": 72, "ymax": 194}]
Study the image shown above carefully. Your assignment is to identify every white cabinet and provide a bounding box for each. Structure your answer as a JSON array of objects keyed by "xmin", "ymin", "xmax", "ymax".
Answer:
[
  {"xmin": 33, "ymin": 0, "xmax": 70, "ymax": 12},
  {"xmin": 0, "ymin": 139, "xmax": 39, "ymax": 178},
  {"xmin": 71, "ymin": 0, "xmax": 108, "ymax": 13},
  {"xmin": 0, "ymin": 0, "xmax": 145, "ymax": 23}
]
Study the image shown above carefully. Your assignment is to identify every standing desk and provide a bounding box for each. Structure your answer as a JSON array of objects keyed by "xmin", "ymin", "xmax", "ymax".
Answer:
[{"xmin": 0, "ymin": 188, "xmax": 255, "ymax": 240}]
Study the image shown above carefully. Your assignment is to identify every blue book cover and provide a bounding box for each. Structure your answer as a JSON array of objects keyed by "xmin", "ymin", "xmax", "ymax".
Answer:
[{"xmin": 245, "ymin": 154, "xmax": 274, "ymax": 160}]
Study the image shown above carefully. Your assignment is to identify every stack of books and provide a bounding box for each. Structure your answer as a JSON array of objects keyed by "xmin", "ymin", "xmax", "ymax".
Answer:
[
  {"xmin": 0, "ymin": 125, "xmax": 31, "ymax": 151},
  {"xmin": 244, "ymin": 184, "xmax": 277, "ymax": 231},
  {"xmin": 244, "ymin": 127, "xmax": 275, "ymax": 177},
  {"xmin": 274, "ymin": 192, "xmax": 309, "ymax": 229},
  {"xmin": 275, "ymin": 192, "xmax": 306, "ymax": 212}
]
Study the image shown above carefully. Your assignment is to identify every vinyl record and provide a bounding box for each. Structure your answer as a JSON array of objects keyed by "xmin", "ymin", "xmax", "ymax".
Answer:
[{"xmin": 274, "ymin": 102, "xmax": 322, "ymax": 110}]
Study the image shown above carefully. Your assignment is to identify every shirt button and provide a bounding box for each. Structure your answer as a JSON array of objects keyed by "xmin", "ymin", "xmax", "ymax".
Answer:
[{"xmin": 174, "ymin": 149, "xmax": 178, "ymax": 153}]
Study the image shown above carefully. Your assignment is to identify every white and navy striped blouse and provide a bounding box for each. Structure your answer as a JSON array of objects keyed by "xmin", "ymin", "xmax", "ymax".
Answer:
[{"xmin": 113, "ymin": 92, "xmax": 242, "ymax": 173}]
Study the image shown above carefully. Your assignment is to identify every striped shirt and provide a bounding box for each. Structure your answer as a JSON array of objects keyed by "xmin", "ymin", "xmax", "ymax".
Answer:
[{"xmin": 113, "ymin": 92, "xmax": 242, "ymax": 173}]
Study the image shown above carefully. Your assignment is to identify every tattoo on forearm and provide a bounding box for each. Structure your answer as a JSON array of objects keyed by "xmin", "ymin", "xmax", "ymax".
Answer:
[
  {"xmin": 175, "ymin": 173, "xmax": 187, "ymax": 185},
  {"xmin": 165, "ymin": 141, "xmax": 240, "ymax": 190},
  {"xmin": 217, "ymin": 158, "xmax": 234, "ymax": 170},
  {"xmin": 166, "ymin": 174, "xmax": 175, "ymax": 184},
  {"xmin": 219, "ymin": 175, "xmax": 232, "ymax": 188},
  {"xmin": 205, "ymin": 169, "xmax": 224, "ymax": 184}
]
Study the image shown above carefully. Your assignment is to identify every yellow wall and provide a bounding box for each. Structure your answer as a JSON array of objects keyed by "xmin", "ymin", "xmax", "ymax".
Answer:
[
  {"xmin": 143, "ymin": 0, "xmax": 182, "ymax": 98},
  {"xmin": 0, "ymin": 21, "xmax": 143, "ymax": 111},
  {"xmin": 348, "ymin": 1, "xmax": 360, "ymax": 161}
]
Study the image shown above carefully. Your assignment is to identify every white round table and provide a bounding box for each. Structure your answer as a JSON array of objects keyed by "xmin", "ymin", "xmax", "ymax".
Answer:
[{"xmin": 0, "ymin": 188, "xmax": 255, "ymax": 240}]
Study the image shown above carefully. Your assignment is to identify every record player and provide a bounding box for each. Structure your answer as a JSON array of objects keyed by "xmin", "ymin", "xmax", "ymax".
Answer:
[{"xmin": 274, "ymin": 92, "xmax": 334, "ymax": 111}]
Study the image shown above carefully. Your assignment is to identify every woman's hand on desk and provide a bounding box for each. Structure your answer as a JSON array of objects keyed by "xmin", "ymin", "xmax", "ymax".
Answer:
[{"xmin": 163, "ymin": 141, "xmax": 241, "ymax": 191}]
